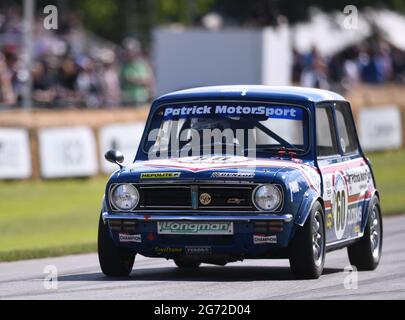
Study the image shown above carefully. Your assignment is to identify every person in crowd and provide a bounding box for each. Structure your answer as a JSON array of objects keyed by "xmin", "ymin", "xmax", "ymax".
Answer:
[
  {"xmin": 76, "ymin": 56, "xmax": 102, "ymax": 108},
  {"xmin": 300, "ymin": 46, "xmax": 329, "ymax": 89},
  {"xmin": 120, "ymin": 37, "xmax": 154, "ymax": 107},
  {"xmin": 361, "ymin": 43, "xmax": 392, "ymax": 84},
  {"xmin": 291, "ymin": 49, "xmax": 304, "ymax": 85},
  {"xmin": 0, "ymin": 52, "xmax": 16, "ymax": 105},
  {"xmin": 99, "ymin": 50, "xmax": 122, "ymax": 108},
  {"xmin": 391, "ymin": 47, "xmax": 405, "ymax": 83},
  {"xmin": 2, "ymin": 45, "xmax": 20, "ymax": 100},
  {"xmin": 32, "ymin": 60, "xmax": 56, "ymax": 107},
  {"xmin": 57, "ymin": 57, "xmax": 80, "ymax": 107}
]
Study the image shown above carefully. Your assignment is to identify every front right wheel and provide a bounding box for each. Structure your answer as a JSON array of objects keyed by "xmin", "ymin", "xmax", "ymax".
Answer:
[
  {"xmin": 289, "ymin": 201, "xmax": 326, "ymax": 279},
  {"xmin": 98, "ymin": 215, "xmax": 135, "ymax": 277}
]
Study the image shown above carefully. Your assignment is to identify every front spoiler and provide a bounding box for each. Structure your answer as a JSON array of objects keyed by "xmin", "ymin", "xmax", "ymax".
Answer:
[
  {"xmin": 102, "ymin": 212, "xmax": 295, "ymax": 257},
  {"xmin": 102, "ymin": 212, "xmax": 294, "ymax": 223}
]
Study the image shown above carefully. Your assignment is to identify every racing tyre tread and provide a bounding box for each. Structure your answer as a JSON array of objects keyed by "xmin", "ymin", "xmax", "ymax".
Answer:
[
  {"xmin": 347, "ymin": 196, "xmax": 382, "ymax": 271},
  {"xmin": 289, "ymin": 201, "xmax": 325, "ymax": 279},
  {"xmin": 174, "ymin": 258, "xmax": 201, "ymax": 269},
  {"xmin": 98, "ymin": 215, "xmax": 135, "ymax": 277}
]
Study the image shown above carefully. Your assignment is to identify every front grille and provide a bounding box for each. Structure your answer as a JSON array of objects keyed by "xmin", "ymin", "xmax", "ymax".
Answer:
[
  {"xmin": 137, "ymin": 184, "xmax": 257, "ymax": 211},
  {"xmin": 199, "ymin": 186, "xmax": 253, "ymax": 209},
  {"xmin": 140, "ymin": 186, "xmax": 191, "ymax": 208}
]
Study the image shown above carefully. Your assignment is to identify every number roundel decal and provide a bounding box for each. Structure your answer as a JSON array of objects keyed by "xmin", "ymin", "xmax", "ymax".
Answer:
[{"xmin": 332, "ymin": 172, "xmax": 348, "ymax": 240}]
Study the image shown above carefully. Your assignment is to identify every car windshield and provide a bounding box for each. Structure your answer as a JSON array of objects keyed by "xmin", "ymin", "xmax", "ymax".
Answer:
[{"xmin": 143, "ymin": 102, "xmax": 309, "ymax": 158}]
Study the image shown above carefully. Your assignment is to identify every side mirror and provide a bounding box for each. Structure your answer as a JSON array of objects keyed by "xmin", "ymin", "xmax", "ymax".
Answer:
[{"xmin": 105, "ymin": 150, "xmax": 124, "ymax": 168}]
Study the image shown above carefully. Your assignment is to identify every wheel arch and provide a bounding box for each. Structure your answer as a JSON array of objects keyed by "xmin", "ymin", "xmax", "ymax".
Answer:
[
  {"xmin": 294, "ymin": 188, "xmax": 324, "ymax": 227},
  {"xmin": 362, "ymin": 190, "xmax": 382, "ymax": 233}
]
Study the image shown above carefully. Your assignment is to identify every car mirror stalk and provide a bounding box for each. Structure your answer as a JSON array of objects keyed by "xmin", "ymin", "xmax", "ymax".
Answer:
[{"xmin": 104, "ymin": 149, "xmax": 125, "ymax": 169}]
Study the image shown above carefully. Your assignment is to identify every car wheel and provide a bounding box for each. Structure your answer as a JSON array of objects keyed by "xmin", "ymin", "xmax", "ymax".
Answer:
[
  {"xmin": 289, "ymin": 201, "xmax": 325, "ymax": 279},
  {"xmin": 174, "ymin": 258, "xmax": 201, "ymax": 269},
  {"xmin": 98, "ymin": 215, "xmax": 135, "ymax": 277},
  {"xmin": 347, "ymin": 196, "xmax": 382, "ymax": 271}
]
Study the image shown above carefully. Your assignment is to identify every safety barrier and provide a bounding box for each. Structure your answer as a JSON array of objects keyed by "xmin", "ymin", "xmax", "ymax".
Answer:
[{"xmin": 0, "ymin": 85, "xmax": 404, "ymax": 180}]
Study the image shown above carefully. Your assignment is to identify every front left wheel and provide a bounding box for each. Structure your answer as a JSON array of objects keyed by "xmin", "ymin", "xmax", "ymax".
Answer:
[
  {"xmin": 289, "ymin": 202, "xmax": 326, "ymax": 279},
  {"xmin": 98, "ymin": 215, "xmax": 135, "ymax": 277}
]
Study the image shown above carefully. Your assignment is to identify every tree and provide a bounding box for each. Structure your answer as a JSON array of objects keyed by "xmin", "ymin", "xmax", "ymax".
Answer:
[{"xmin": 4, "ymin": 0, "xmax": 405, "ymax": 46}]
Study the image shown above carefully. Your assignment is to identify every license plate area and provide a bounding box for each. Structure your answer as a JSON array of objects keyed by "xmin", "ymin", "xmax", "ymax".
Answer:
[{"xmin": 157, "ymin": 221, "xmax": 234, "ymax": 235}]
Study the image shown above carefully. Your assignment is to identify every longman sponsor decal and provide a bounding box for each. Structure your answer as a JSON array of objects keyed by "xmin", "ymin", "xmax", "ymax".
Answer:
[{"xmin": 157, "ymin": 221, "xmax": 233, "ymax": 235}]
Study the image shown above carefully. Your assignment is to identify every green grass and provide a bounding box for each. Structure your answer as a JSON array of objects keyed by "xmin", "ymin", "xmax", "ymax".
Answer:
[
  {"xmin": 0, "ymin": 177, "xmax": 106, "ymax": 262},
  {"xmin": 0, "ymin": 150, "xmax": 404, "ymax": 262},
  {"xmin": 367, "ymin": 150, "xmax": 405, "ymax": 215}
]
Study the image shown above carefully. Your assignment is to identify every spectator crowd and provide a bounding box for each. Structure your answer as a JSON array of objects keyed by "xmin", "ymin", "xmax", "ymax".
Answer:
[
  {"xmin": 0, "ymin": 7, "xmax": 154, "ymax": 109},
  {"xmin": 293, "ymin": 39, "xmax": 405, "ymax": 92},
  {"xmin": 1, "ymin": 7, "xmax": 405, "ymax": 109}
]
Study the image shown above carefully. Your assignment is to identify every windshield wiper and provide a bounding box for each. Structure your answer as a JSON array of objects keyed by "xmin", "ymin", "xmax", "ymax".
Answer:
[
  {"xmin": 201, "ymin": 142, "xmax": 239, "ymax": 147},
  {"xmin": 258, "ymin": 146, "xmax": 305, "ymax": 155}
]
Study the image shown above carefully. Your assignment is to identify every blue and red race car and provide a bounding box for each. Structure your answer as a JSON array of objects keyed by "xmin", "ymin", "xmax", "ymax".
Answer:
[{"xmin": 98, "ymin": 86, "xmax": 382, "ymax": 279}]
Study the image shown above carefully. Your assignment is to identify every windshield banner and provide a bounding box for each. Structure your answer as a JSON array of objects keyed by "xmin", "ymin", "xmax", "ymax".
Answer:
[{"xmin": 163, "ymin": 104, "xmax": 304, "ymax": 120}]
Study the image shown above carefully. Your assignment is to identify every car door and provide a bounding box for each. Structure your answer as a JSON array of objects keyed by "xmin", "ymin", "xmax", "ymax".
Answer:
[
  {"xmin": 315, "ymin": 103, "xmax": 345, "ymax": 244},
  {"xmin": 316, "ymin": 102, "xmax": 372, "ymax": 244},
  {"xmin": 334, "ymin": 102, "xmax": 372, "ymax": 241}
]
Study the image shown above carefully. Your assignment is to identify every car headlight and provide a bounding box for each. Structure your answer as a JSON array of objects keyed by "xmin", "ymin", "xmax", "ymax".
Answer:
[
  {"xmin": 111, "ymin": 184, "xmax": 139, "ymax": 211},
  {"xmin": 253, "ymin": 184, "xmax": 282, "ymax": 211}
]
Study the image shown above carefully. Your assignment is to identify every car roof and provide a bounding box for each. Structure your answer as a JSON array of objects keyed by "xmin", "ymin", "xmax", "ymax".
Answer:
[{"xmin": 155, "ymin": 85, "xmax": 347, "ymax": 104}]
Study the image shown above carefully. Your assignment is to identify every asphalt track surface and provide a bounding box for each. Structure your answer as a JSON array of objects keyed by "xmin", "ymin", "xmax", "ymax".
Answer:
[{"xmin": 0, "ymin": 215, "xmax": 404, "ymax": 300}]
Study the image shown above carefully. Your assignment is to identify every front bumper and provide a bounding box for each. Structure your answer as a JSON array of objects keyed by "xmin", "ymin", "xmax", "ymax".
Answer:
[
  {"xmin": 102, "ymin": 212, "xmax": 293, "ymax": 222},
  {"xmin": 102, "ymin": 212, "xmax": 295, "ymax": 258}
]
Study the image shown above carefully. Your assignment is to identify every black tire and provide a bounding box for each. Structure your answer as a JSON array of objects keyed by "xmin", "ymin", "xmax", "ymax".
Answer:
[
  {"xmin": 347, "ymin": 196, "xmax": 383, "ymax": 271},
  {"xmin": 98, "ymin": 215, "xmax": 135, "ymax": 277},
  {"xmin": 289, "ymin": 202, "xmax": 326, "ymax": 279},
  {"xmin": 174, "ymin": 258, "xmax": 201, "ymax": 269}
]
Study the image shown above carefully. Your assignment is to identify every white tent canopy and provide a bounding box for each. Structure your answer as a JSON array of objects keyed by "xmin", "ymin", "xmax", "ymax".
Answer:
[
  {"xmin": 370, "ymin": 9, "xmax": 405, "ymax": 51},
  {"xmin": 293, "ymin": 8, "xmax": 405, "ymax": 56}
]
